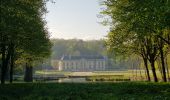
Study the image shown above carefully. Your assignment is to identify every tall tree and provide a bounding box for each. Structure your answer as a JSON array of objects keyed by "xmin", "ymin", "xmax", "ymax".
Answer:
[
  {"xmin": 0, "ymin": 0, "xmax": 51, "ymax": 84},
  {"xmin": 101, "ymin": 0, "xmax": 170, "ymax": 82}
]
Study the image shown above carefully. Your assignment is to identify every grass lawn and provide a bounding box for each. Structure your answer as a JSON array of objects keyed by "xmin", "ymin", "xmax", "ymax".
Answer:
[
  {"xmin": 0, "ymin": 82, "xmax": 170, "ymax": 100},
  {"xmin": 35, "ymin": 70, "xmax": 166, "ymax": 81}
]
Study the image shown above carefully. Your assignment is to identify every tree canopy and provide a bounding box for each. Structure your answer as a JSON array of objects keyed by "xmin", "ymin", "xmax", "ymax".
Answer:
[
  {"xmin": 101, "ymin": 0, "xmax": 170, "ymax": 82},
  {"xmin": 0, "ymin": 0, "xmax": 52, "ymax": 84}
]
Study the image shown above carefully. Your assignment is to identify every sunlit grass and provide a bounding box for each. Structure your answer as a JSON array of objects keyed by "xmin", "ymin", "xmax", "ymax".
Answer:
[
  {"xmin": 35, "ymin": 70, "xmax": 168, "ymax": 82},
  {"xmin": 35, "ymin": 70, "xmax": 72, "ymax": 75}
]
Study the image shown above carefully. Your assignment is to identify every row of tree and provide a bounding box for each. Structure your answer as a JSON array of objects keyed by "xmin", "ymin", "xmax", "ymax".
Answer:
[
  {"xmin": 51, "ymin": 39, "xmax": 106, "ymax": 59},
  {"xmin": 50, "ymin": 39, "xmax": 140, "ymax": 69},
  {"xmin": 101, "ymin": 0, "xmax": 170, "ymax": 82},
  {"xmin": 0, "ymin": 0, "xmax": 51, "ymax": 84}
]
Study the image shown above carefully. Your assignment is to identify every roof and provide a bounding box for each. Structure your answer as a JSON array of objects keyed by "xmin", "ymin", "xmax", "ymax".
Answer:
[{"xmin": 61, "ymin": 55, "xmax": 105, "ymax": 60}]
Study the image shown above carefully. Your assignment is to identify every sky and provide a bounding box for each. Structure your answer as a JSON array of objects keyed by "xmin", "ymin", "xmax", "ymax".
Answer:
[{"xmin": 45, "ymin": 0, "xmax": 109, "ymax": 40}]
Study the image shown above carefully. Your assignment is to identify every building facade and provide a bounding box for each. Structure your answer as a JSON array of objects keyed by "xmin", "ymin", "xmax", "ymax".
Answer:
[{"xmin": 58, "ymin": 55, "xmax": 106, "ymax": 71}]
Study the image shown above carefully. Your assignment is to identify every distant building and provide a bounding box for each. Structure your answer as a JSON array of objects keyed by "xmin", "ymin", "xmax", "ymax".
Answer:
[
  {"xmin": 58, "ymin": 55, "xmax": 106, "ymax": 71},
  {"xmin": 51, "ymin": 60, "xmax": 59, "ymax": 70}
]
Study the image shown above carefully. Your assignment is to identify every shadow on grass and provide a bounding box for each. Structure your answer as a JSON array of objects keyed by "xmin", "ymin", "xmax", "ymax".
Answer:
[{"xmin": 0, "ymin": 82, "xmax": 170, "ymax": 100}]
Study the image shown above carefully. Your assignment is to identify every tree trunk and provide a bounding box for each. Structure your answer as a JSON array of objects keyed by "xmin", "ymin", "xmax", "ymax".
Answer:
[
  {"xmin": 165, "ymin": 57, "xmax": 170, "ymax": 81},
  {"xmin": 0, "ymin": 64, "xmax": 1, "ymax": 80},
  {"xmin": 159, "ymin": 45, "xmax": 167, "ymax": 82},
  {"xmin": 1, "ymin": 43, "xmax": 14, "ymax": 84},
  {"xmin": 24, "ymin": 62, "xmax": 33, "ymax": 82},
  {"xmin": 150, "ymin": 59, "xmax": 158, "ymax": 82},
  {"xmin": 143, "ymin": 57, "xmax": 150, "ymax": 81},
  {"xmin": 1, "ymin": 43, "xmax": 6, "ymax": 84},
  {"xmin": 157, "ymin": 59, "xmax": 164, "ymax": 80},
  {"xmin": 9, "ymin": 44, "xmax": 14, "ymax": 83},
  {"xmin": 1, "ymin": 44, "xmax": 12, "ymax": 84}
]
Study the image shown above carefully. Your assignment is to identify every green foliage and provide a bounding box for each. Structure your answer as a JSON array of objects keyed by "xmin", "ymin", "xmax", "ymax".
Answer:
[
  {"xmin": 0, "ymin": 83, "xmax": 169, "ymax": 100},
  {"xmin": 0, "ymin": 0, "xmax": 51, "ymax": 57},
  {"xmin": 51, "ymin": 39, "xmax": 106, "ymax": 59},
  {"xmin": 0, "ymin": 0, "xmax": 52, "ymax": 83},
  {"xmin": 101, "ymin": 0, "xmax": 170, "ymax": 58},
  {"xmin": 101, "ymin": 0, "xmax": 170, "ymax": 82}
]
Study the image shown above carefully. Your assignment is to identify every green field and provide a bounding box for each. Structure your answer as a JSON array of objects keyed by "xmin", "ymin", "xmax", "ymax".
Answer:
[
  {"xmin": 35, "ymin": 70, "xmax": 167, "ymax": 82},
  {"xmin": 0, "ymin": 82, "xmax": 170, "ymax": 100}
]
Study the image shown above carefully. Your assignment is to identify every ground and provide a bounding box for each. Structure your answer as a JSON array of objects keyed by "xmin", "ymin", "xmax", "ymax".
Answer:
[
  {"xmin": 0, "ymin": 82, "xmax": 170, "ymax": 100},
  {"xmin": 35, "ymin": 70, "xmax": 166, "ymax": 81}
]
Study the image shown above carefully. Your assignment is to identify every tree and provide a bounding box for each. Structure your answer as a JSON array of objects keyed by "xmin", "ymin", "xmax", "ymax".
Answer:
[
  {"xmin": 0, "ymin": 0, "xmax": 51, "ymax": 84},
  {"xmin": 101, "ymin": 0, "xmax": 170, "ymax": 82}
]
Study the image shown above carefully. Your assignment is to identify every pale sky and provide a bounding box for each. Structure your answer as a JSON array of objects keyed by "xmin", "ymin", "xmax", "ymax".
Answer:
[{"xmin": 45, "ymin": 0, "xmax": 108, "ymax": 40}]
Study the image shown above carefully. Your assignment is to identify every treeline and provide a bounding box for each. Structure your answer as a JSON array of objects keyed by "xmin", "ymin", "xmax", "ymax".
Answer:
[
  {"xmin": 50, "ymin": 39, "xmax": 138, "ymax": 70},
  {"xmin": 0, "ymin": 0, "xmax": 51, "ymax": 84},
  {"xmin": 102, "ymin": 0, "xmax": 170, "ymax": 82},
  {"xmin": 51, "ymin": 39, "xmax": 106, "ymax": 59}
]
